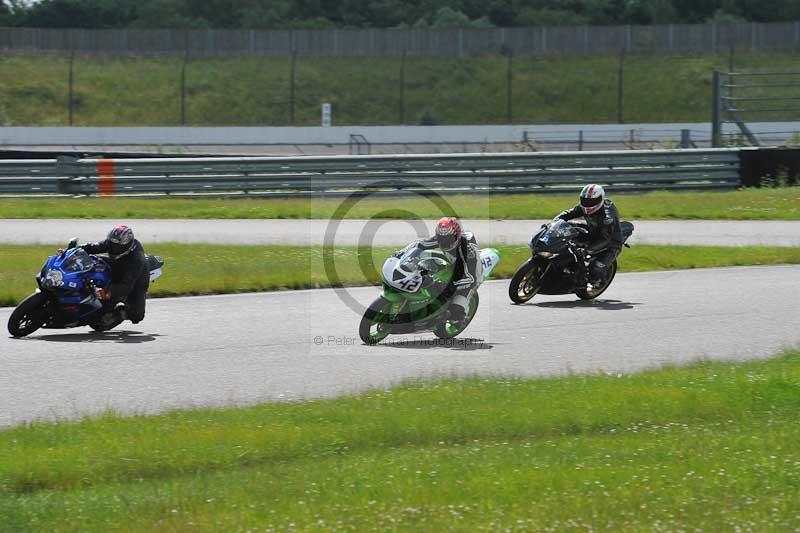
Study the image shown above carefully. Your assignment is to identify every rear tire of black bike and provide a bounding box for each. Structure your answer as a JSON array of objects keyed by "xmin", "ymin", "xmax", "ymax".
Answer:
[{"xmin": 575, "ymin": 260, "xmax": 618, "ymax": 300}]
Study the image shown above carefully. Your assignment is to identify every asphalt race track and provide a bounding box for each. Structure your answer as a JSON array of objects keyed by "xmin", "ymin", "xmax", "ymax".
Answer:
[
  {"xmin": 1, "ymin": 265, "xmax": 798, "ymax": 428},
  {"xmin": 2, "ymin": 219, "xmax": 799, "ymax": 247}
]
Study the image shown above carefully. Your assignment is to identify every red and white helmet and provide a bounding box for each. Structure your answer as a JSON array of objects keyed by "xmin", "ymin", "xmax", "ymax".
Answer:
[
  {"xmin": 435, "ymin": 217, "xmax": 462, "ymax": 252},
  {"xmin": 579, "ymin": 184, "xmax": 605, "ymax": 215}
]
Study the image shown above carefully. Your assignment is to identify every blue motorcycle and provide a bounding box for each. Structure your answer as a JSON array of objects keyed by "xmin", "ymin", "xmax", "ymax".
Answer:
[{"xmin": 7, "ymin": 238, "xmax": 164, "ymax": 338}]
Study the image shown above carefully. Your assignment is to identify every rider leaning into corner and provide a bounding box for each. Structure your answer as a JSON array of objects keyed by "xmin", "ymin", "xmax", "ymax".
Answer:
[
  {"xmin": 59, "ymin": 225, "xmax": 150, "ymax": 324},
  {"xmin": 393, "ymin": 216, "xmax": 481, "ymax": 324},
  {"xmin": 554, "ymin": 184, "xmax": 623, "ymax": 288}
]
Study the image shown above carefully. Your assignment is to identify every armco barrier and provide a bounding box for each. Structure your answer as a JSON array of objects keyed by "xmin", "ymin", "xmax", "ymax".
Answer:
[{"xmin": 0, "ymin": 148, "xmax": 747, "ymax": 197}]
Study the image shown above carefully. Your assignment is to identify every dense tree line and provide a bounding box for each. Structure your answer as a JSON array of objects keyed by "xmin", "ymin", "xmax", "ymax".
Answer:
[{"xmin": 1, "ymin": 0, "xmax": 800, "ymax": 29}]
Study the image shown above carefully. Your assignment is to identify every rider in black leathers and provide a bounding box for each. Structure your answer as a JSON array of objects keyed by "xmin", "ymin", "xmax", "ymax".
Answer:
[
  {"xmin": 555, "ymin": 184, "xmax": 623, "ymax": 287},
  {"xmin": 79, "ymin": 225, "xmax": 150, "ymax": 324},
  {"xmin": 393, "ymin": 217, "xmax": 481, "ymax": 323}
]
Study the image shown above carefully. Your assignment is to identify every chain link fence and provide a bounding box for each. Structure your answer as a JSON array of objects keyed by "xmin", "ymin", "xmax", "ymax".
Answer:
[{"xmin": 1, "ymin": 22, "xmax": 800, "ymax": 57}]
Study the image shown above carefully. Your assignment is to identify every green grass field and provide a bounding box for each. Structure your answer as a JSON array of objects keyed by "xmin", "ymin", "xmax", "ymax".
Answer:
[
  {"xmin": 2, "ymin": 351, "xmax": 798, "ymax": 530},
  {"xmin": 1, "ymin": 242, "xmax": 799, "ymax": 307},
  {"xmin": 1, "ymin": 187, "xmax": 798, "ymax": 220},
  {"xmin": 2, "ymin": 51, "xmax": 800, "ymax": 126}
]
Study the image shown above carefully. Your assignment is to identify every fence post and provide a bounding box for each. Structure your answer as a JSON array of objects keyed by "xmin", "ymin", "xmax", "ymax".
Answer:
[
  {"xmin": 399, "ymin": 51, "xmax": 406, "ymax": 124},
  {"xmin": 583, "ymin": 25, "xmax": 589, "ymax": 54},
  {"xmin": 795, "ymin": 21, "xmax": 800, "ymax": 49},
  {"xmin": 680, "ymin": 129, "xmax": 691, "ymax": 148},
  {"xmin": 180, "ymin": 48, "xmax": 189, "ymax": 126},
  {"xmin": 711, "ymin": 22, "xmax": 717, "ymax": 53},
  {"xmin": 711, "ymin": 71, "xmax": 722, "ymax": 147},
  {"xmin": 617, "ymin": 47, "xmax": 625, "ymax": 124},
  {"xmin": 290, "ymin": 49, "xmax": 297, "ymax": 126},
  {"xmin": 67, "ymin": 50, "xmax": 75, "ymax": 126},
  {"xmin": 506, "ymin": 48, "xmax": 513, "ymax": 124}
]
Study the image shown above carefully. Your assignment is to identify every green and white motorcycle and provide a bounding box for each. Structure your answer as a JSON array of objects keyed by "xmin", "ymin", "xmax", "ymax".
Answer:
[{"xmin": 359, "ymin": 246, "xmax": 501, "ymax": 345}]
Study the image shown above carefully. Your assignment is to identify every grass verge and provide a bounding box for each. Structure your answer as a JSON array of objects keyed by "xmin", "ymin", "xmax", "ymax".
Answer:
[
  {"xmin": 1, "ymin": 243, "xmax": 799, "ymax": 307},
  {"xmin": 1, "ymin": 351, "xmax": 799, "ymax": 530},
  {"xmin": 2, "ymin": 52, "xmax": 800, "ymax": 126},
  {"xmin": 0, "ymin": 188, "xmax": 799, "ymax": 220}
]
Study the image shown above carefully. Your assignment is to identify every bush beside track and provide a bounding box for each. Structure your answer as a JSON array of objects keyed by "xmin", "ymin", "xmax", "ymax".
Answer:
[
  {"xmin": 1, "ymin": 243, "xmax": 799, "ymax": 307},
  {"xmin": 0, "ymin": 188, "xmax": 799, "ymax": 220},
  {"xmin": 1, "ymin": 351, "xmax": 799, "ymax": 529}
]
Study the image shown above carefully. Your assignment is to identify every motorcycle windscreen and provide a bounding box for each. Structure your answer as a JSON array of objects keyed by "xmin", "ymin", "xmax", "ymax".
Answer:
[
  {"xmin": 547, "ymin": 220, "xmax": 582, "ymax": 239},
  {"xmin": 61, "ymin": 249, "xmax": 94, "ymax": 272}
]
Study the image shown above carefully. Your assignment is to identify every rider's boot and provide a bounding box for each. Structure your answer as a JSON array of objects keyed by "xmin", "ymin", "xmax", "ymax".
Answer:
[
  {"xmin": 114, "ymin": 301, "xmax": 128, "ymax": 322},
  {"xmin": 588, "ymin": 260, "xmax": 608, "ymax": 289},
  {"xmin": 576, "ymin": 248, "xmax": 591, "ymax": 289},
  {"xmin": 448, "ymin": 292, "xmax": 470, "ymax": 325}
]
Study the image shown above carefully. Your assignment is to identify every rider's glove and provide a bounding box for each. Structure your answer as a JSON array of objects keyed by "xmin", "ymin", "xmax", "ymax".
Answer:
[{"xmin": 56, "ymin": 248, "xmax": 65, "ymax": 255}]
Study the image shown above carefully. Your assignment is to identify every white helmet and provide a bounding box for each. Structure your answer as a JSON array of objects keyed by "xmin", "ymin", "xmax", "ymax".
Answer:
[{"xmin": 579, "ymin": 184, "xmax": 605, "ymax": 215}]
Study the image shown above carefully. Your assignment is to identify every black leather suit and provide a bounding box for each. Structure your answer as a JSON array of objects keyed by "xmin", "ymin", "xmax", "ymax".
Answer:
[
  {"xmin": 81, "ymin": 239, "xmax": 149, "ymax": 324},
  {"xmin": 556, "ymin": 199, "xmax": 623, "ymax": 283}
]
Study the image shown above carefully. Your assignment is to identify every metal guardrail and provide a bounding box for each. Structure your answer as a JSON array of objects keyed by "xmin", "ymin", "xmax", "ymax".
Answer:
[{"xmin": 0, "ymin": 149, "xmax": 744, "ymax": 197}]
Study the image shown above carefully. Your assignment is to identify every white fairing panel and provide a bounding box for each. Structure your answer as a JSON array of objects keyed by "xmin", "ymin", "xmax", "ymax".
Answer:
[
  {"xmin": 149, "ymin": 268, "xmax": 162, "ymax": 282},
  {"xmin": 381, "ymin": 256, "xmax": 423, "ymax": 293},
  {"xmin": 479, "ymin": 248, "xmax": 500, "ymax": 283},
  {"xmin": 382, "ymin": 257, "xmax": 400, "ymax": 285}
]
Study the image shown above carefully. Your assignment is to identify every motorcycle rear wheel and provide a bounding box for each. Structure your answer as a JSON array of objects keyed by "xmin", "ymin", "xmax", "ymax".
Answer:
[
  {"xmin": 8, "ymin": 292, "xmax": 48, "ymax": 338},
  {"xmin": 508, "ymin": 259, "xmax": 547, "ymax": 304},
  {"xmin": 433, "ymin": 293, "xmax": 479, "ymax": 339},
  {"xmin": 359, "ymin": 297, "xmax": 393, "ymax": 345},
  {"xmin": 575, "ymin": 260, "xmax": 618, "ymax": 300}
]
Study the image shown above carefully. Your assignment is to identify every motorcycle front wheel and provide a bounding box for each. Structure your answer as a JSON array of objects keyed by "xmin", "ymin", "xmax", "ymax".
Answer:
[
  {"xmin": 508, "ymin": 259, "xmax": 547, "ymax": 304},
  {"xmin": 359, "ymin": 296, "xmax": 393, "ymax": 345},
  {"xmin": 8, "ymin": 292, "xmax": 48, "ymax": 338}
]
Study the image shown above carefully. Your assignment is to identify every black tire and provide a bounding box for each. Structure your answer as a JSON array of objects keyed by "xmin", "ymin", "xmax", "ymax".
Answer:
[
  {"xmin": 8, "ymin": 292, "xmax": 48, "ymax": 338},
  {"xmin": 508, "ymin": 259, "xmax": 547, "ymax": 304},
  {"xmin": 359, "ymin": 296, "xmax": 393, "ymax": 345},
  {"xmin": 575, "ymin": 260, "xmax": 618, "ymax": 300},
  {"xmin": 433, "ymin": 292, "xmax": 479, "ymax": 340}
]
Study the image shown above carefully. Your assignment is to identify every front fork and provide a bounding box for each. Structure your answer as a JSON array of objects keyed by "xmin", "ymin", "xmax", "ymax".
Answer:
[{"xmin": 570, "ymin": 246, "xmax": 591, "ymax": 286}]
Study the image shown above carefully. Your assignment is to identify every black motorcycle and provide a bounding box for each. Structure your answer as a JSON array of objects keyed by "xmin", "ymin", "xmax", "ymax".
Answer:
[{"xmin": 508, "ymin": 219, "xmax": 634, "ymax": 304}]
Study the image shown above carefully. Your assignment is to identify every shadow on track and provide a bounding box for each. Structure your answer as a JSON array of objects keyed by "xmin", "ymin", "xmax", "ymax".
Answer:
[
  {"xmin": 376, "ymin": 337, "xmax": 495, "ymax": 351},
  {"xmin": 27, "ymin": 330, "xmax": 161, "ymax": 344},
  {"xmin": 527, "ymin": 299, "xmax": 642, "ymax": 311}
]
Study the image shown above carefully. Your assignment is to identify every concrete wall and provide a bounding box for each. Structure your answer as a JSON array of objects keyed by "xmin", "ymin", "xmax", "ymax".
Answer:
[
  {"xmin": 0, "ymin": 122, "xmax": 796, "ymax": 146},
  {"xmin": 0, "ymin": 124, "xmax": 702, "ymax": 146}
]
